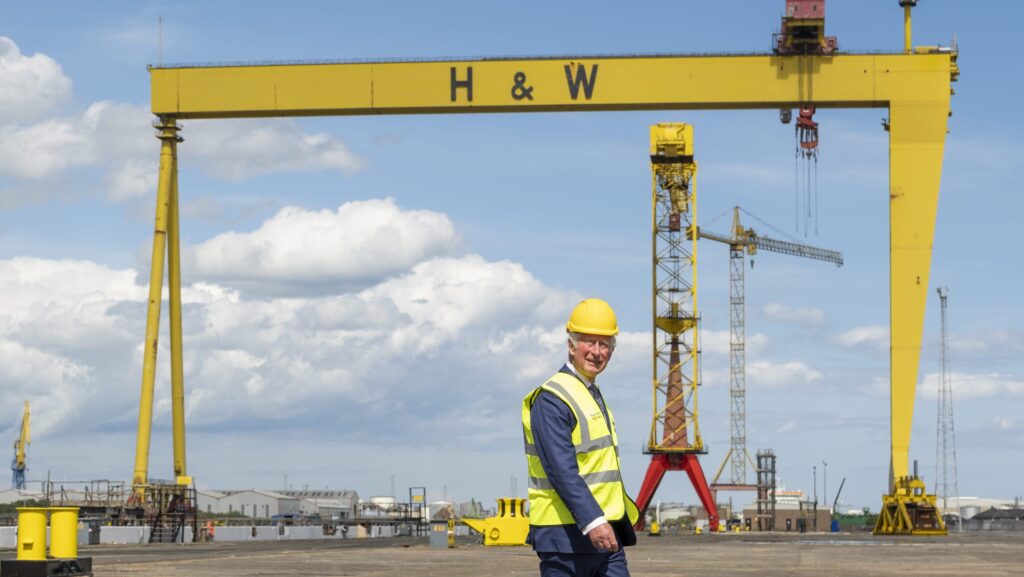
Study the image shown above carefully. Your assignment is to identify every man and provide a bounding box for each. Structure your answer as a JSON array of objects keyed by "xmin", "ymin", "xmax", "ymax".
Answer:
[{"xmin": 522, "ymin": 298, "xmax": 639, "ymax": 577}]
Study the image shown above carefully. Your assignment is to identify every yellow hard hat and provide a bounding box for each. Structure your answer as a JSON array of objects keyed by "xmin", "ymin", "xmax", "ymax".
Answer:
[{"xmin": 566, "ymin": 298, "xmax": 619, "ymax": 336}]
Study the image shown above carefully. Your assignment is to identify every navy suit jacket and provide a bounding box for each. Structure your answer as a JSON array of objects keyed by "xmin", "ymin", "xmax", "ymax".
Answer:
[{"xmin": 526, "ymin": 364, "xmax": 637, "ymax": 553}]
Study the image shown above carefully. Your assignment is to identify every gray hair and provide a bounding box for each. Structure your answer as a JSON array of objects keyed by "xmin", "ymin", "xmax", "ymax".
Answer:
[{"xmin": 567, "ymin": 331, "xmax": 616, "ymax": 350}]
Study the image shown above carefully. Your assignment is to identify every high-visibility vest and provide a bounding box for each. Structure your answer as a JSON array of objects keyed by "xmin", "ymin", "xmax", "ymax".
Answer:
[{"xmin": 522, "ymin": 371, "xmax": 639, "ymax": 527}]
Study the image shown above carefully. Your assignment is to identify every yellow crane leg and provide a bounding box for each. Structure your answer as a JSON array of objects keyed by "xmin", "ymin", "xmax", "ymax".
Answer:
[
  {"xmin": 132, "ymin": 118, "xmax": 179, "ymax": 491},
  {"xmin": 168, "ymin": 140, "xmax": 189, "ymax": 486},
  {"xmin": 876, "ymin": 101, "xmax": 948, "ymax": 535}
]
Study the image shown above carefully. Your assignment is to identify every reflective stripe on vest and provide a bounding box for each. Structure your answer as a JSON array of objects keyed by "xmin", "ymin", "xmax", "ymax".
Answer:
[
  {"xmin": 522, "ymin": 370, "xmax": 639, "ymax": 527},
  {"xmin": 528, "ymin": 469, "xmax": 623, "ymax": 491}
]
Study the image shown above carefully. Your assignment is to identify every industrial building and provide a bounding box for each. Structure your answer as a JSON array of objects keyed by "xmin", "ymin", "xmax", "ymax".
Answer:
[
  {"xmin": 196, "ymin": 489, "xmax": 359, "ymax": 520},
  {"xmin": 285, "ymin": 490, "xmax": 360, "ymax": 521},
  {"xmin": 198, "ymin": 490, "xmax": 299, "ymax": 518},
  {"xmin": 964, "ymin": 507, "xmax": 1024, "ymax": 531}
]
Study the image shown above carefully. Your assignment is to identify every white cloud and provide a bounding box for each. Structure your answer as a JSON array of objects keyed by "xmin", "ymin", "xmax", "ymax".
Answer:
[
  {"xmin": 0, "ymin": 116, "xmax": 92, "ymax": 179},
  {"xmin": 0, "ymin": 37, "xmax": 365, "ymax": 203},
  {"xmin": 0, "ymin": 258, "xmax": 143, "ymax": 437},
  {"xmin": 747, "ymin": 360, "xmax": 823, "ymax": 388},
  {"xmin": 868, "ymin": 376, "xmax": 890, "ymax": 397},
  {"xmin": 189, "ymin": 198, "xmax": 460, "ymax": 294},
  {"xmin": 777, "ymin": 419, "xmax": 798, "ymax": 434},
  {"xmin": 949, "ymin": 330, "xmax": 1024, "ymax": 355},
  {"xmin": 0, "ymin": 200, "xmax": 585, "ymax": 444},
  {"xmin": 106, "ymin": 158, "xmax": 158, "ymax": 201},
  {"xmin": 699, "ymin": 329, "xmax": 768, "ymax": 355},
  {"xmin": 0, "ymin": 256, "xmax": 143, "ymax": 317},
  {"xmin": 835, "ymin": 325, "xmax": 888, "ymax": 350},
  {"xmin": 0, "ymin": 37, "xmax": 72, "ymax": 125},
  {"xmin": 991, "ymin": 416, "xmax": 1016, "ymax": 432},
  {"xmin": 0, "ymin": 340, "xmax": 91, "ymax": 437},
  {"xmin": 918, "ymin": 372, "xmax": 1024, "ymax": 401},
  {"xmin": 183, "ymin": 118, "xmax": 365, "ymax": 181},
  {"xmin": 763, "ymin": 302, "xmax": 824, "ymax": 325},
  {"xmin": 0, "ymin": 101, "xmax": 150, "ymax": 185}
]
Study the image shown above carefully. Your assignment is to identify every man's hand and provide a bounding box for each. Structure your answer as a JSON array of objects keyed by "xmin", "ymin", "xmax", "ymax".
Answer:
[{"xmin": 587, "ymin": 521, "xmax": 618, "ymax": 553}]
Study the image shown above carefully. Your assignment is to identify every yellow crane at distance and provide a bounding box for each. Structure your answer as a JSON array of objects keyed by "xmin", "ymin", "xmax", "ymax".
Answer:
[{"xmin": 11, "ymin": 401, "xmax": 30, "ymax": 490}]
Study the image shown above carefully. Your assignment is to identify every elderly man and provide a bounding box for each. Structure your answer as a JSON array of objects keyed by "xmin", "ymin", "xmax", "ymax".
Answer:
[{"xmin": 522, "ymin": 298, "xmax": 639, "ymax": 577}]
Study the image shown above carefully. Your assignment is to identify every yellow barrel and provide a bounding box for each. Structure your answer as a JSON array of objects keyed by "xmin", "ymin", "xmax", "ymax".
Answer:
[
  {"xmin": 16, "ymin": 507, "xmax": 48, "ymax": 561},
  {"xmin": 49, "ymin": 507, "xmax": 80, "ymax": 558}
]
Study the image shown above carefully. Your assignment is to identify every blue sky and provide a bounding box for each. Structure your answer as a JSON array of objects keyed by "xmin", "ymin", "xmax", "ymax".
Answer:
[{"xmin": 1, "ymin": 1, "xmax": 1020, "ymax": 514}]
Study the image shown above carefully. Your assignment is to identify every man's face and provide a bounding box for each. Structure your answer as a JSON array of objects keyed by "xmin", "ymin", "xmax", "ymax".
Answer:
[{"xmin": 569, "ymin": 333, "xmax": 615, "ymax": 380}]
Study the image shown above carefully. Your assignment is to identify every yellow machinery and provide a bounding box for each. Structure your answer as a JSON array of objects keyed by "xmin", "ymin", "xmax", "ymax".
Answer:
[
  {"xmin": 11, "ymin": 401, "xmax": 29, "ymax": 490},
  {"xmin": 7, "ymin": 506, "xmax": 93, "ymax": 576},
  {"xmin": 14, "ymin": 508, "xmax": 46, "ymax": 562},
  {"xmin": 140, "ymin": 2, "xmax": 956, "ymax": 534},
  {"xmin": 875, "ymin": 472, "xmax": 946, "ymax": 535},
  {"xmin": 462, "ymin": 498, "xmax": 529, "ymax": 546}
]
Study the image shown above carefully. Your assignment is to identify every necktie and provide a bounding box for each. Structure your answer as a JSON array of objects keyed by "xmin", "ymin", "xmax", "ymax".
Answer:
[{"xmin": 590, "ymin": 385, "xmax": 609, "ymax": 422}]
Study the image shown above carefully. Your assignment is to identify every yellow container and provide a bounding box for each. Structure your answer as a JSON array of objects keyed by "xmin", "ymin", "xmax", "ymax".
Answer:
[
  {"xmin": 49, "ymin": 507, "xmax": 80, "ymax": 558},
  {"xmin": 16, "ymin": 507, "xmax": 48, "ymax": 561}
]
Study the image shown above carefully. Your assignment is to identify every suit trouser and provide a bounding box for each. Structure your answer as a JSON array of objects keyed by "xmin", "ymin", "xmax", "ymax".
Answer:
[{"xmin": 537, "ymin": 549, "xmax": 630, "ymax": 577}]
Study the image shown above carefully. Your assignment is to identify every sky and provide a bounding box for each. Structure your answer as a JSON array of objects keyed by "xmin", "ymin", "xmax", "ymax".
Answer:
[{"xmin": 1, "ymin": 1, "xmax": 1021, "ymax": 515}]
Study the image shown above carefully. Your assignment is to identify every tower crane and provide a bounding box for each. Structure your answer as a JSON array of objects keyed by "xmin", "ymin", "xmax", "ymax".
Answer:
[
  {"xmin": 702, "ymin": 208, "xmax": 842, "ymax": 499},
  {"xmin": 11, "ymin": 401, "xmax": 30, "ymax": 490}
]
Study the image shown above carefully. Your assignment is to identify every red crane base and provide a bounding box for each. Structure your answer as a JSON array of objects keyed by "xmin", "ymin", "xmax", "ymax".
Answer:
[{"xmin": 634, "ymin": 453, "xmax": 719, "ymax": 532}]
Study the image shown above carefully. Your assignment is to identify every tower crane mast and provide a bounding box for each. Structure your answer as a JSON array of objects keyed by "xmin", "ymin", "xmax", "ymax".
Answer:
[
  {"xmin": 11, "ymin": 401, "xmax": 30, "ymax": 490},
  {"xmin": 702, "ymin": 208, "xmax": 842, "ymax": 495}
]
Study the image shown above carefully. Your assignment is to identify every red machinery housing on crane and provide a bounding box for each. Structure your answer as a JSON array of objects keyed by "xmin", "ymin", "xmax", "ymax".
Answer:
[{"xmin": 774, "ymin": 0, "xmax": 838, "ymax": 55}]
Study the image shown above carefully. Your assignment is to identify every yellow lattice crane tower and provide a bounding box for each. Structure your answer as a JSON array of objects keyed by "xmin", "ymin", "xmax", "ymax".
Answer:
[
  {"xmin": 632, "ymin": 124, "xmax": 719, "ymax": 531},
  {"xmin": 11, "ymin": 401, "xmax": 29, "ymax": 490}
]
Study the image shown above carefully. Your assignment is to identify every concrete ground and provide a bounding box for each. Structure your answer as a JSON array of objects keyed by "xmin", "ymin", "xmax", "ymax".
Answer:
[{"xmin": 10, "ymin": 532, "xmax": 1023, "ymax": 576}]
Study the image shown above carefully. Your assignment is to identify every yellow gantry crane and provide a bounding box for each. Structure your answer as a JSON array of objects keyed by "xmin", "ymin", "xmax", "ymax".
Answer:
[
  {"xmin": 702, "ymin": 208, "xmax": 842, "ymax": 497},
  {"xmin": 11, "ymin": 401, "xmax": 30, "ymax": 490},
  {"xmin": 139, "ymin": 1, "xmax": 955, "ymax": 534}
]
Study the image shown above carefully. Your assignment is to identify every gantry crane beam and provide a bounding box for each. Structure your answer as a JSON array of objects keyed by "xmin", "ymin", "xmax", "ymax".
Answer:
[
  {"xmin": 142, "ymin": 46, "xmax": 957, "ymax": 526},
  {"xmin": 149, "ymin": 53, "xmax": 954, "ymax": 118}
]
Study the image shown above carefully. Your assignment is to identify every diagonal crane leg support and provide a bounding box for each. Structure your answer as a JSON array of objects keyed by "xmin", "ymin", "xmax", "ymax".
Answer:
[
  {"xmin": 878, "ymin": 101, "xmax": 950, "ymax": 534},
  {"xmin": 634, "ymin": 454, "xmax": 719, "ymax": 532}
]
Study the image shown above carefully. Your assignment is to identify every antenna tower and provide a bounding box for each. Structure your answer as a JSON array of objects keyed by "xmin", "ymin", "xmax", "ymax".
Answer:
[{"xmin": 934, "ymin": 286, "xmax": 962, "ymax": 531}]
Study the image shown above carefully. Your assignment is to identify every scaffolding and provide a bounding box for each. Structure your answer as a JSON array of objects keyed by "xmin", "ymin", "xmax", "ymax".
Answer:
[{"xmin": 755, "ymin": 450, "xmax": 777, "ymax": 531}]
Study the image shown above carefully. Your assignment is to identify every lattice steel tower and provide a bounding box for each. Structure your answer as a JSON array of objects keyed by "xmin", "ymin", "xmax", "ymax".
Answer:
[
  {"xmin": 634, "ymin": 123, "xmax": 719, "ymax": 532},
  {"xmin": 935, "ymin": 286, "xmax": 962, "ymax": 531}
]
